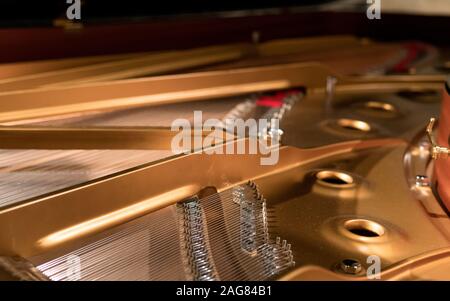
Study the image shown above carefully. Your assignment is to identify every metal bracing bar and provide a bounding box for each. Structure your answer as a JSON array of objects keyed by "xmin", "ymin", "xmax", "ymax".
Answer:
[{"xmin": 0, "ymin": 126, "xmax": 232, "ymax": 150}]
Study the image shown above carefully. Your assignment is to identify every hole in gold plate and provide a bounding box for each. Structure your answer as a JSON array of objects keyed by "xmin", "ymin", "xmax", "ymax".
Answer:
[
  {"xmin": 336, "ymin": 118, "xmax": 371, "ymax": 133},
  {"xmin": 364, "ymin": 101, "xmax": 396, "ymax": 113},
  {"xmin": 344, "ymin": 219, "xmax": 385, "ymax": 238},
  {"xmin": 315, "ymin": 170, "xmax": 355, "ymax": 188}
]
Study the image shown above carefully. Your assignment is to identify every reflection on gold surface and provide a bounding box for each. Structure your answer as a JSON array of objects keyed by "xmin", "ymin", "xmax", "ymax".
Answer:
[{"xmin": 38, "ymin": 185, "xmax": 199, "ymax": 248}]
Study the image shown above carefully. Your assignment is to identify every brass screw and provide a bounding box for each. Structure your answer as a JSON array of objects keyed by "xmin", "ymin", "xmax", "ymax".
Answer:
[
  {"xmin": 339, "ymin": 259, "xmax": 362, "ymax": 275},
  {"xmin": 415, "ymin": 175, "xmax": 430, "ymax": 187},
  {"xmin": 426, "ymin": 118, "xmax": 449, "ymax": 160}
]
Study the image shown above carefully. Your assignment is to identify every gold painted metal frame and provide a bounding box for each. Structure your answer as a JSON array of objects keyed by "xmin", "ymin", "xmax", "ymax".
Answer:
[{"xmin": 0, "ymin": 61, "xmax": 447, "ymax": 280}]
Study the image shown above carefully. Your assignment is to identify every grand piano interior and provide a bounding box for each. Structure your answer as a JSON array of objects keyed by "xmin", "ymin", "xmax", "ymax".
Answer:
[{"xmin": 0, "ymin": 0, "xmax": 449, "ymax": 281}]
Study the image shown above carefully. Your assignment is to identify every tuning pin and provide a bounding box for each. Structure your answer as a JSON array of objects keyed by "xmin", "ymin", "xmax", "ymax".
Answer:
[{"xmin": 326, "ymin": 76, "xmax": 337, "ymax": 96}]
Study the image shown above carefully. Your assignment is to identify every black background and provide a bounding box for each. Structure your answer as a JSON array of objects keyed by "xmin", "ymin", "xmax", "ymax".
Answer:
[{"xmin": 0, "ymin": 0, "xmax": 335, "ymax": 26}]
